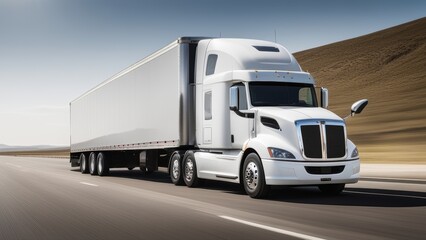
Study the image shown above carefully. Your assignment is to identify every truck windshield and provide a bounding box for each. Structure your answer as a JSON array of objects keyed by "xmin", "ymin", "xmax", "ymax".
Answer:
[{"xmin": 249, "ymin": 82, "xmax": 318, "ymax": 107}]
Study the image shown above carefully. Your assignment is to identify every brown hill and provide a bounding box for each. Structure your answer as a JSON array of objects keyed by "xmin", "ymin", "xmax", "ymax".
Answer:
[{"xmin": 294, "ymin": 17, "xmax": 426, "ymax": 163}]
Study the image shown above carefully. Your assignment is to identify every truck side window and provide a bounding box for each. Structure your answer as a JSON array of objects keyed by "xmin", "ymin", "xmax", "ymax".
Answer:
[
  {"xmin": 204, "ymin": 91, "xmax": 212, "ymax": 120},
  {"xmin": 206, "ymin": 54, "xmax": 218, "ymax": 76},
  {"xmin": 299, "ymin": 87, "xmax": 314, "ymax": 106},
  {"xmin": 233, "ymin": 83, "xmax": 248, "ymax": 110}
]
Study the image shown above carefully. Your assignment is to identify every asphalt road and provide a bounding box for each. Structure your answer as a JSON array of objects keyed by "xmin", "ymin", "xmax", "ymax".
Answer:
[{"xmin": 0, "ymin": 156, "xmax": 425, "ymax": 240}]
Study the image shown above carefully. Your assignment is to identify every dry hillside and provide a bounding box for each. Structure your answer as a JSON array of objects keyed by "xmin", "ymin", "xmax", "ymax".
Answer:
[{"xmin": 295, "ymin": 17, "xmax": 426, "ymax": 163}]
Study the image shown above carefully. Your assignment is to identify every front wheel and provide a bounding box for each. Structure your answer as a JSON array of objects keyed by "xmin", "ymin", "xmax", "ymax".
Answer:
[
  {"xmin": 318, "ymin": 184, "xmax": 345, "ymax": 195},
  {"xmin": 183, "ymin": 151, "xmax": 199, "ymax": 187},
  {"xmin": 242, "ymin": 153, "xmax": 270, "ymax": 199}
]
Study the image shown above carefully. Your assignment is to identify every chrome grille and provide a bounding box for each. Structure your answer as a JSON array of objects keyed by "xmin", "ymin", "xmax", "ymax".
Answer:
[{"xmin": 296, "ymin": 120, "xmax": 347, "ymax": 160}]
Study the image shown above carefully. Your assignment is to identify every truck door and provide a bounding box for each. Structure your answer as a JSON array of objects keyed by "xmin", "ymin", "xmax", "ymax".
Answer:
[
  {"xmin": 230, "ymin": 83, "xmax": 251, "ymax": 149},
  {"xmin": 202, "ymin": 90, "xmax": 213, "ymax": 145}
]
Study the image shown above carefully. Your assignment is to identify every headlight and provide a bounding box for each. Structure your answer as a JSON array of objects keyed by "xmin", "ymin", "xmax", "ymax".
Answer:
[
  {"xmin": 267, "ymin": 147, "xmax": 295, "ymax": 159},
  {"xmin": 351, "ymin": 148, "xmax": 359, "ymax": 158}
]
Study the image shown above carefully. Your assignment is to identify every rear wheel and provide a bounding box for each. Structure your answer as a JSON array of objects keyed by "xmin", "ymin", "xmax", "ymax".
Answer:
[
  {"xmin": 89, "ymin": 152, "xmax": 97, "ymax": 175},
  {"xmin": 183, "ymin": 151, "xmax": 199, "ymax": 187},
  {"xmin": 170, "ymin": 152, "xmax": 183, "ymax": 185},
  {"xmin": 242, "ymin": 153, "xmax": 270, "ymax": 199},
  {"xmin": 97, "ymin": 152, "xmax": 109, "ymax": 176},
  {"xmin": 79, "ymin": 153, "xmax": 89, "ymax": 174},
  {"xmin": 318, "ymin": 184, "xmax": 345, "ymax": 195}
]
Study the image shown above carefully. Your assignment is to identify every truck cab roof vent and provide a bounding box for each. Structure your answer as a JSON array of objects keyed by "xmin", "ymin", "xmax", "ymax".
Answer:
[{"xmin": 253, "ymin": 46, "xmax": 280, "ymax": 52}]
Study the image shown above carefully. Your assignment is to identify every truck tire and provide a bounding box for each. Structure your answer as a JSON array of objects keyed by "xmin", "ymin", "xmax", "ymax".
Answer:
[
  {"xmin": 183, "ymin": 151, "xmax": 199, "ymax": 187},
  {"xmin": 169, "ymin": 151, "xmax": 183, "ymax": 185},
  {"xmin": 89, "ymin": 152, "xmax": 97, "ymax": 175},
  {"xmin": 97, "ymin": 152, "xmax": 109, "ymax": 176},
  {"xmin": 242, "ymin": 153, "xmax": 270, "ymax": 199},
  {"xmin": 80, "ymin": 153, "xmax": 89, "ymax": 174},
  {"xmin": 318, "ymin": 184, "xmax": 345, "ymax": 195}
]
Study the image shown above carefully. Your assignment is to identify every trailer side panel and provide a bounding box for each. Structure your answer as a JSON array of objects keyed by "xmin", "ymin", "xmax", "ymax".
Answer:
[{"xmin": 71, "ymin": 43, "xmax": 182, "ymax": 152}]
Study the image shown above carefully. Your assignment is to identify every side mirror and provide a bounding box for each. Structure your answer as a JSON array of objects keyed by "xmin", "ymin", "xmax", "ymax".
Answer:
[
  {"xmin": 321, "ymin": 87, "xmax": 328, "ymax": 109},
  {"xmin": 229, "ymin": 86, "xmax": 254, "ymax": 118},
  {"xmin": 351, "ymin": 99, "xmax": 368, "ymax": 115},
  {"xmin": 229, "ymin": 86, "xmax": 239, "ymax": 110},
  {"xmin": 344, "ymin": 99, "xmax": 368, "ymax": 119}
]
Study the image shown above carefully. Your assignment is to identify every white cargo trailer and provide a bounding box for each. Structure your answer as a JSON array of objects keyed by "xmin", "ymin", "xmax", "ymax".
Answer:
[{"xmin": 70, "ymin": 37, "xmax": 368, "ymax": 198}]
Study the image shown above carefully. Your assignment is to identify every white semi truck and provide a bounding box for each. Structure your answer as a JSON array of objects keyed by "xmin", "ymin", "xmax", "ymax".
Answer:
[{"xmin": 70, "ymin": 37, "xmax": 368, "ymax": 198}]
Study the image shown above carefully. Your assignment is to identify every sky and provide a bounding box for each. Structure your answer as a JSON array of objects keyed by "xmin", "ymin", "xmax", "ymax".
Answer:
[{"xmin": 0, "ymin": 0, "xmax": 425, "ymax": 146}]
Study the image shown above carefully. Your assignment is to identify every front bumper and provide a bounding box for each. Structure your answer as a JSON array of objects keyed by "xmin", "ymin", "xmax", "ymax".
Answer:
[{"xmin": 262, "ymin": 158, "xmax": 360, "ymax": 185}]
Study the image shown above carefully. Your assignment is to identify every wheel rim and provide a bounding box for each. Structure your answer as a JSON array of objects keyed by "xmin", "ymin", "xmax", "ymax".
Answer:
[
  {"xmin": 172, "ymin": 158, "xmax": 180, "ymax": 179},
  {"xmin": 184, "ymin": 159, "xmax": 194, "ymax": 182},
  {"xmin": 245, "ymin": 161, "xmax": 259, "ymax": 191},
  {"xmin": 98, "ymin": 155, "xmax": 103, "ymax": 173}
]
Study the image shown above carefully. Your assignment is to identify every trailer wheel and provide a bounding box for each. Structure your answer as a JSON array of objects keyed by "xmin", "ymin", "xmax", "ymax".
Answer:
[
  {"xmin": 183, "ymin": 151, "xmax": 199, "ymax": 187},
  {"xmin": 242, "ymin": 153, "xmax": 270, "ymax": 199},
  {"xmin": 169, "ymin": 151, "xmax": 183, "ymax": 185},
  {"xmin": 89, "ymin": 152, "xmax": 97, "ymax": 175},
  {"xmin": 97, "ymin": 152, "xmax": 109, "ymax": 176},
  {"xmin": 79, "ymin": 153, "xmax": 89, "ymax": 174},
  {"xmin": 318, "ymin": 184, "xmax": 345, "ymax": 195}
]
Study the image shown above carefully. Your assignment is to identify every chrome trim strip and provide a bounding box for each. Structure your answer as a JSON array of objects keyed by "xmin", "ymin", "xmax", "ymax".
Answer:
[
  {"xmin": 319, "ymin": 120, "xmax": 327, "ymax": 159},
  {"xmin": 264, "ymin": 158, "xmax": 359, "ymax": 163},
  {"xmin": 216, "ymin": 174, "xmax": 238, "ymax": 179},
  {"xmin": 216, "ymin": 155, "xmax": 238, "ymax": 160}
]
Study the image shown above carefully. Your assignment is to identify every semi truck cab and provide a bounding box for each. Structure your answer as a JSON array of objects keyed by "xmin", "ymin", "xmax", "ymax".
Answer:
[{"xmin": 187, "ymin": 38, "xmax": 367, "ymax": 198}]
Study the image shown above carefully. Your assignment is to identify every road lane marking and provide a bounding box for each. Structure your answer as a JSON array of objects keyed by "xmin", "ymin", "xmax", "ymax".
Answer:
[
  {"xmin": 5, "ymin": 163, "xmax": 22, "ymax": 168},
  {"xmin": 345, "ymin": 190, "xmax": 426, "ymax": 200},
  {"xmin": 219, "ymin": 215, "xmax": 326, "ymax": 240},
  {"xmin": 79, "ymin": 182, "xmax": 98, "ymax": 187}
]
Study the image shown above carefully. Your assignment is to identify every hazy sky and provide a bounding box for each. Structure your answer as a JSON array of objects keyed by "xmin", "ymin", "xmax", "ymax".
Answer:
[{"xmin": 0, "ymin": 0, "xmax": 425, "ymax": 146}]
